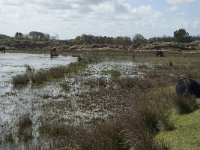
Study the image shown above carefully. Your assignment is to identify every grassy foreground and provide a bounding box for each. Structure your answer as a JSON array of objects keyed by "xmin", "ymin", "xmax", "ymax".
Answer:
[{"xmin": 156, "ymin": 100, "xmax": 200, "ymax": 150}]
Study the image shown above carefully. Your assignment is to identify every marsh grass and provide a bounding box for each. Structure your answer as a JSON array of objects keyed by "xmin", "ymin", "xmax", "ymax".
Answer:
[
  {"xmin": 110, "ymin": 70, "xmax": 121, "ymax": 80},
  {"xmin": 18, "ymin": 115, "xmax": 32, "ymax": 142},
  {"xmin": 4, "ymin": 133, "xmax": 14, "ymax": 144},
  {"xmin": 12, "ymin": 57, "xmax": 91, "ymax": 86},
  {"xmin": 12, "ymin": 73, "xmax": 29, "ymax": 86},
  {"xmin": 31, "ymin": 69, "xmax": 48, "ymax": 84},
  {"xmin": 174, "ymin": 96, "xmax": 198, "ymax": 114},
  {"xmin": 83, "ymin": 78, "xmax": 107, "ymax": 88},
  {"xmin": 8, "ymin": 52, "xmax": 200, "ymax": 149},
  {"xmin": 116, "ymin": 77, "xmax": 156, "ymax": 90},
  {"xmin": 60, "ymin": 81, "xmax": 71, "ymax": 91},
  {"xmin": 39, "ymin": 122, "xmax": 73, "ymax": 138}
]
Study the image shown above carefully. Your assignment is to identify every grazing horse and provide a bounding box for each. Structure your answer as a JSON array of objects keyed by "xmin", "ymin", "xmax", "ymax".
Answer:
[
  {"xmin": 156, "ymin": 50, "xmax": 164, "ymax": 57},
  {"xmin": 176, "ymin": 78, "xmax": 200, "ymax": 98},
  {"xmin": 50, "ymin": 47, "xmax": 58, "ymax": 58},
  {"xmin": 0, "ymin": 47, "xmax": 5, "ymax": 53}
]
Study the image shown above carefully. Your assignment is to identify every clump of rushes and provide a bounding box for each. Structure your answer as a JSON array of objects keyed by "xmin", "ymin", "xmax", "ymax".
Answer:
[
  {"xmin": 31, "ymin": 62, "xmax": 87, "ymax": 84},
  {"xmin": 18, "ymin": 114, "xmax": 33, "ymax": 142},
  {"xmin": 110, "ymin": 70, "xmax": 121, "ymax": 80},
  {"xmin": 12, "ymin": 73, "xmax": 29, "ymax": 86},
  {"xmin": 60, "ymin": 81, "xmax": 71, "ymax": 91},
  {"xmin": 31, "ymin": 69, "xmax": 48, "ymax": 84},
  {"xmin": 4, "ymin": 133, "xmax": 14, "ymax": 144},
  {"xmin": 116, "ymin": 77, "xmax": 155, "ymax": 90},
  {"xmin": 12, "ymin": 57, "xmax": 91, "ymax": 86},
  {"xmin": 39, "ymin": 122, "xmax": 74, "ymax": 138}
]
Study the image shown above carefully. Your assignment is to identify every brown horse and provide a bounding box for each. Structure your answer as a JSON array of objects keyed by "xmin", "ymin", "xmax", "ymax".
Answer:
[
  {"xmin": 176, "ymin": 78, "xmax": 200, "ymax": 98},
  {"xmin": 0, "ymin": 47, "xmax": 5, "ymax": 53},
  {"xmin": 50, "ymin": 47, "xmax": 58, "ymax": 58},
  {"xmin": 156, "ymin": 50, "xmax": 164, "ymax": 57}
]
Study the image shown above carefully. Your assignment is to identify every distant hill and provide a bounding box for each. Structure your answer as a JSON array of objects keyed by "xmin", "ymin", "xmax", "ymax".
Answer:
[{"xmin": 0, "ymin": 34, "xmax": 11, "ymax": 39}]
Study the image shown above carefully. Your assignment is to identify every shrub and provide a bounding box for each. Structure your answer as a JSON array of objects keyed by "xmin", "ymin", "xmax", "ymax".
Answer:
[
  {"xmin": 174, "ymin": 95, "xmax": 198, "ymax": 114},
  {"xmin": 135, "ymin": 105, "xmax": 160, "ymax": 133}
]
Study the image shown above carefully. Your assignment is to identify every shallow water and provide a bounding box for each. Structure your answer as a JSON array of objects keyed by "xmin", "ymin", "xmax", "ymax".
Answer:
[
  {"xmin": 0, "ymin": 53, "xmax": 77, "ymax": 125},
  {"xmin": 0, "ymin": 53, "xmax": 77, "ymax": 96}
]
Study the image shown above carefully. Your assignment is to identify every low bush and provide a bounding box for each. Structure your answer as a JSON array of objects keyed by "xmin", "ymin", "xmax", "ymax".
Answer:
[
  {"xmin": 174, "ymin": 95, "xmax": 198, "ymax": 114},
  {"xmin": 135, "ymin": 105, "xmax": 160, "ymax": 133}
]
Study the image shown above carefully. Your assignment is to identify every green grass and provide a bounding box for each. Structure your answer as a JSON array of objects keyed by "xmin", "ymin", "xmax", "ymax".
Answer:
[{"xmin": 156, "ymin": 100, "xmax": 200, "ymax": 150}]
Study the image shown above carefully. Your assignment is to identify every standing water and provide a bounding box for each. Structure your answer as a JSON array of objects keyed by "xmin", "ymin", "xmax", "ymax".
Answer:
[
  {"xmin": 0, "ymin": 53, "xmax": 77, "ymax": 125},
  {"xmin": 0, "ymin": 53, "xmax": 77, "ymax": 96}
]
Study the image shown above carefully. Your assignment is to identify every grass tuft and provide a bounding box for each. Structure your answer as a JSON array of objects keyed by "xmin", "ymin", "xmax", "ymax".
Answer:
[
  {"xmin": 174, "ymin": 96, "xmax": 198, "ymax": 114},
  {"xmin": 18, "ymin": 114, "xmax": 33, "ymax": 142},
  {"xmin": 12, "ymin": 74, "xmax": 29, "ymax": 86}
]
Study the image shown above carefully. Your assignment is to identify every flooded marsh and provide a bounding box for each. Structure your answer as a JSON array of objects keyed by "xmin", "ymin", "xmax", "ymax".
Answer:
[
  {"xmin": 2, "ymin": 51, "xmax": 200, "ymax": 149},
  {"xmin": 0, "ymin": 52, "xmax": 154, "ymax": 149}
]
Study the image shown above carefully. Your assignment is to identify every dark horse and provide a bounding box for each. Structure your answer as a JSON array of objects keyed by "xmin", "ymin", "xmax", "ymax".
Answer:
[
  {"xmin": 156, "ymin": 50, "xmax": 164, "ymax": 57},
  {"xmin": 50, "ymin": 47, "xmax": 58, "ymax": 58},
  {"xmin": 0, "ymin": 47, "xmax": 5, "ymax": 53},
  {"xmin": 176, "ymin": 78, "xmax": 200, "ymax": 98}
]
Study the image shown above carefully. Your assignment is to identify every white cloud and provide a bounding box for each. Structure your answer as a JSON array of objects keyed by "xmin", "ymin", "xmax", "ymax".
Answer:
[
  {"xmin": 0, "ymin": 0, "xmax": 162, "ymax": 38},
  {"xmin": 167, "ymin": 0, "xmax": 199, "ymax": 5},
  {"xmin": 170, "ymin": 6, "xmax": 179, "ymax": 11},
  {"xmin": 193, "ymin": 19, "xmax": 200, "ymax": 29}
]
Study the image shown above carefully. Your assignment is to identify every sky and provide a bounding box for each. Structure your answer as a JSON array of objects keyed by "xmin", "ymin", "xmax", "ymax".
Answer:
[{"xmin": 0, "ymin": 0, "xmax": 199, "ymax": 39}]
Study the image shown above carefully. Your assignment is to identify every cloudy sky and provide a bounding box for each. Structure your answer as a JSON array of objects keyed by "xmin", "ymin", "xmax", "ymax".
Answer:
[{"xmin": 0, "ymin": 0, "xmax": 199, "ymax": 39}]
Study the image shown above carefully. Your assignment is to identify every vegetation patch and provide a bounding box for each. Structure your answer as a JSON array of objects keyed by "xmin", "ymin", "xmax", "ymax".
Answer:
[
  {"xmin": 18, "ymin": 114, "xmax": 33, "ymax": 142},
  {"xmin": 174, "ymin": 96, "xmax": 198, "ymax": 114},
  {"xmin": 12, "ymin": 73, "xmax": 29, "ymax": 86},
  {"xmin": 156, "ymin": 105, "xmax": 200, "ymax": 150},
  {"xmin": 11, "ymin": 57, "xmax": 93, "ymax": 87}
]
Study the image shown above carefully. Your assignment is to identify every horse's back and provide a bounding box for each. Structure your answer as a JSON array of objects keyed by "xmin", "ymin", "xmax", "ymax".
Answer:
[{"xmin": 176, "ymin": 78, "xmax": 200, "ymax": 97}]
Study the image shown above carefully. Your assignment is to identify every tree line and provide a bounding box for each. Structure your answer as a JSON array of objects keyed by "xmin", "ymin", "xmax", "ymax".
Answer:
[
  {"xmin": 14, "ymin": 29, "xmax": 200, "ymax": 44},
  {"xmin": 15, "ymin": 31, "xmax": 58, "ymax": 41},
  {"xmin": 74, "ymin": 34, "xmax": 147, "ymax": 46},
  {"xmin": 73, "ymin": 29, "xmax": 200, "ymax": 45}
]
